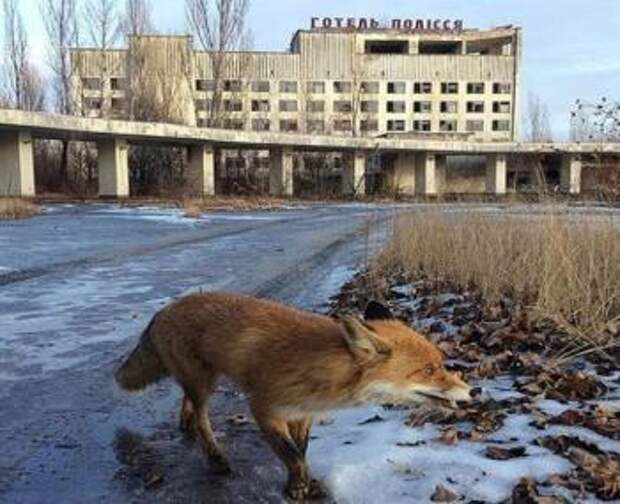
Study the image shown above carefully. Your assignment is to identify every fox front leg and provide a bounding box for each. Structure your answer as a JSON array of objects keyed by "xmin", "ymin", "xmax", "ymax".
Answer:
[{"xmin": 253, "ymin": 411, "xmax": 325, "ymax": 500}]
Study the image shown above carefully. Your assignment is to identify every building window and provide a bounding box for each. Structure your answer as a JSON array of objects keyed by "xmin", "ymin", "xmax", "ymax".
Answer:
[
  {"xmin": 306, "ymin": 120, "xmax": 324, "ymax": 133},
  {"xmin": 195, "ymin": 99, "xmax": 212, "ymax": 112},
  {"xmin": 84, "ymin": 97, "xmax": 102, "ymax": 110},
  {"xmin": 466, "ymin": 120, "xmax": 484, "ymax": 132},
  {"xmin": 252, "ymin": 119, "xmax": 270, "ymax": 131},
  {"xmin": 360, "ymin": 119, "xmax": 379, "ymax": 132},
  {"xmin": 306, "ymin": 81, "xmax": 325, "ymax": 94},
  {"xmin": 333, "ymin": 81, "xmax": 352, "ymax": 93},
  {"xmin": 387, "ymin": 101, "xmax": 406, "ymax": 113},
  {"xmin": 413, "ymin": 120, "xmax": 432, "ymax": 132},
  {"xmin": 413, "ymin": 101, "xmax": 432, "ymax": 113},
  {"xmin": 466, "ymin": 101, "xmax": 485, "ymax": 113},
  {"xmin": 334, "ymin": 100, "xmax": 353, "ymax": 113},
  {"xmin": 493, "ymin": 101, "xmax": 511, "ymax": 113},
  {"xmin": 110, "ymin": 78, "xmax": 126, "ymax": 91},
  {"xmin": 251, "ymin": 99, "xmax": 270, "ymax": 112},
  {"xmin": 387, "ymin": 81, "xmax": 406, "ymax": 94},
  {"xmin": 492, "ymin": 120, "xmax": 511, "ymax": 131},
  {"xmin": 493, "ymin": 83, "xmax": 512, "ymax": 94},
  {"xmin": 414, "ymin": 82, "xmax": 433, "ymax": 94},
  {"xmin": 439, "ymin": 120, "xmax": 458, "ymax": 132},
  {"xmin": 223, "ymin": 99, "xmax": 243, "ymax": 112},
  {"xmin": 251, "ymin": 80, "xmax": 270, "ymax": 92},
  {"xmin": 361, "ymin": 81, "xmax": 380, "ymax": 94},
  {"xmin": 196, "ymin": 79, "xmax": 215, "ymax": 92},
  {"xmin": 440, "ymin": 101, "xmax": 458, "ymax": 113},
  {"xmin": 280, "ymin": 119, "xmax": 298, "ymax": 132},
  {"xmin": 306, "ymin": 100, "xmax": 325, "ymax": 113},
  {"xmin": 467, "ymin": 82, "xmax": 485, "ymax": 94},
  {"xmin": 111, "ymin": 98, "xmax": 125, "ymax": 110},
  {"xmin": 387, "ymin": 119, "xmax": 405, "ymax": 131},
  {"xmin": 361, "ymin": 100, "xmax": 378, "ymax": 113},
  {"xmin": 333, "ymin": 119, "xmax": 352, "ymax": 131},
  {"xmin": 279, "ymin": 100, "xmax": 298, "ymax": 112},
  {"xmin": 279, "ymin": 81, "xmax": 298, "ymax": 93},
  {"xmin": 223, "ymin": 118, "xmax": 244, "ymax": 130},
  {"xmin": 82, "ymin": 78, "xmax": 101, "ymax": 91},
  {"xmin": 441, "ymin": 82, "xmax": 459, "ymax": 94},
  {"xmin": 223, "ymin": 80, "xmax": 243, "ymax": 92}
]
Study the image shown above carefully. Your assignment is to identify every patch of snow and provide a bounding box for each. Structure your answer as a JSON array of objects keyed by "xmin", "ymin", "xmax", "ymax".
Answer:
[{"xmin": 309, "ymin": 406, "xmax": 572, "ymax": 504}]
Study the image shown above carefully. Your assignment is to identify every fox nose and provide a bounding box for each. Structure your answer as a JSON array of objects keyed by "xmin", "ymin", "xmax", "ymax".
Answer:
[{"xmin": 470, "ymin": 387, "xmax": 482, "ymax": 399}]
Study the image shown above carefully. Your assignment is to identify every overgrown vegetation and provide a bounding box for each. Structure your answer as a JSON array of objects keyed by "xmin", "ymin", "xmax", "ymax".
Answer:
[
  {"xmin": 180, "ymin": 196, "xmax": 294, "ymax": 216},
  {"xmin": 0, "ymin": 198, "xmax": 40, "ymax": 219},
  {"xmin": 373, "ymin": 208, "xmax": 620, "ymax": 354}
]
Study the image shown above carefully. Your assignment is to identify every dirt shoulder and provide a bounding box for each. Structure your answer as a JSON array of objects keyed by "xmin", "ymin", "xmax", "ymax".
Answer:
[{"xmin": 328, "ymin": 270, "xmax": 619, "ymax": 502}]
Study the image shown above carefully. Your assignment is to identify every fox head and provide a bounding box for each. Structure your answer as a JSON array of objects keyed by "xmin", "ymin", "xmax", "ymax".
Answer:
[{"xmin": 340, "ymin": 302, "xmax": 473, "ymax": 408}]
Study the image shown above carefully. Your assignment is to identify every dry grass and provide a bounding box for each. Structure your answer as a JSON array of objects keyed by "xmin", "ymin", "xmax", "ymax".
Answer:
[
  {"xmin": 0, "ymin": 198, "xmax": 40, "ymax": 220},
  {"xmin": 376, "ymin": 208, "xmax": 620, "ymax": 353},
  {"xmin": 180, "ymin": 196, "xmax": 297, "ymax": 217}
]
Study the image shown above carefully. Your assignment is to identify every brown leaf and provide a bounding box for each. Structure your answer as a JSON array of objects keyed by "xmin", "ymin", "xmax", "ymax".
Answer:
[
  {"xmin": 485, "ymin": 445, "xmax": 527, "ymax": 460},
  {"xmin": 430, "ymin": 484, "xmax": 458, "ymax": 502},
  {"xmin": 440, "ymin": 427, "xmax": 459, "ymax": 445}
]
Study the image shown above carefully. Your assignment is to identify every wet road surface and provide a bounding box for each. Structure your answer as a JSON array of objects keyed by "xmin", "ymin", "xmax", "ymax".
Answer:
[{"xmin": 0, "ymin": 203, "xmax": 396, "ymax": 504}]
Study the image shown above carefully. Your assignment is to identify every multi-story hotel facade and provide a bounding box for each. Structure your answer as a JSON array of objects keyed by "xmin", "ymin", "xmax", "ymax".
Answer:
[{"xmin": 70, "ymin": 19, "xmax": 522, "ymax": 143}]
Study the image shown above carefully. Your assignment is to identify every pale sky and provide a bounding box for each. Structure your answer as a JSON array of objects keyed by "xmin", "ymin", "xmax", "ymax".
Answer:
[{"xmin": 7, "ymin": 0, "xmax": 620, "ymax": 139}]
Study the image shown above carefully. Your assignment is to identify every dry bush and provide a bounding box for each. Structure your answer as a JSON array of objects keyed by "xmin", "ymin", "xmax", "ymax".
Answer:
[
  {"xmin": 180, "ymin": 196, "xmax": 294, "ymax": 217},
  {"xmin": 0, "ymin": 198, "xmax": 40, "ymax": 219},
  {"xmin": 377, "ymin": 208, "xmax": 620, "ymax": 351}
]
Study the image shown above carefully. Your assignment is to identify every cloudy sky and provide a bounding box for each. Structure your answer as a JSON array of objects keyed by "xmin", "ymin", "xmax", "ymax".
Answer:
[{"xmin": 8, "ymin": 0, "xmax": 620, "ymax": 138}]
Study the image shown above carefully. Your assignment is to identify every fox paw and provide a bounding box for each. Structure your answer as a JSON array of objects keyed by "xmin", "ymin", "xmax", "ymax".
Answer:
[
  {"xmin": 286, "ymin": 478, "xmax": 327, "ymax": 501},
  {"xmin": 209, "ymin": 454, "xmax": 233, "ymax": 476}
]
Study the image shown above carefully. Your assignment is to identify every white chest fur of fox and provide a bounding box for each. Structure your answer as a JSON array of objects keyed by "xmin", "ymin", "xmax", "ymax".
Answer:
[{"xmin": 115, "ymin": 293, "xmax": 473, "ymax": 501}]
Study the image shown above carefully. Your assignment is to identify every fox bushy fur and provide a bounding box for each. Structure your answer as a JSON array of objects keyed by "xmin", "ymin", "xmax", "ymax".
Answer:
[{"xmin": 116, "ymin": 292, "xmax": 472, "ymax": 500}]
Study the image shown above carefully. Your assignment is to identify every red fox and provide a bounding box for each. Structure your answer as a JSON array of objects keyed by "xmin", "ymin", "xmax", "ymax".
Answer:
[{"xmin": 116, "ymin": 292, "xmax": 473, "ymax": 500}]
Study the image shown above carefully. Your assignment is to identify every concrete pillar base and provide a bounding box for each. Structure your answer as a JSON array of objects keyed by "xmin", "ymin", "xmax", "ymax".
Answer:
[
  {"xmin": 0, "ymin": 131, "xmax": 35, "ymax": 197},
  {"xmin": 98, "ymin": 138, "xmax": 129, "ymax": 197},
  {"xmin": 188, "ymin": 144, "xmax": 215, "ymax": 196},
  {"xmin": 486, "ymin": 154, "xmax": 508, "ymax": 194},
  {"xmin": 561, "ymin": 154, "xmax": 582, "ymax": 194},
  {"xmin": 392, "ymin": 153, "xmax": 416, "ymax": 196},
  {"xmin": 269, "ymin": 148, "xmax": 293, "ymax": 196},
  {"xmin": 342, "ymin": 151, "xmax": 366, "ymax": 196},
  {"xmin": 415, "ymin": 152, "xmax": 437, "ymax": 195}
]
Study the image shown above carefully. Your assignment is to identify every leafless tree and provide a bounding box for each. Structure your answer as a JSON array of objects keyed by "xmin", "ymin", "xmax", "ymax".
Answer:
[
  {"xmin": 525, "ymin": 93, "xmax": 553, "ymax": 142},
  {"xmin": 570, "ymin": 97, "xmax": 620, "ymax": 142},
  {"xmin": 186, "ymin": 0, "xmax": 250, "ymax": 127},
  {"xmin": 123, "ymin": 0, "xmax": 153, "ymax": 37},
  {"xmin": 41, "ymin": 0, "xmax": 79, "ymax": 115},
  {"xmin": 2, "ymin": 0, "xmax": 29, "ymax": 109},
  {"xmin": 41, "ymin": 0, "xmax": 79, "ymax": 184}
]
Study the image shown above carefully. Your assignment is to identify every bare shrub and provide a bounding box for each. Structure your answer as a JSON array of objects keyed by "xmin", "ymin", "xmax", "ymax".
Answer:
[
  {"xmin": 377, "ymin": 209, "xmax": 620, "ymax": 352},
  {"xmin": 0, "ymin": 198, "xmax": 40, "ymax": 219}
]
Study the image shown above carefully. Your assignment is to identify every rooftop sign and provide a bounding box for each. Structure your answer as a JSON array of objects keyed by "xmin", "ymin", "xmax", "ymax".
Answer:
[{"xmin": 310, "ymin": 17, "xmax": 464, "ymax": 33}]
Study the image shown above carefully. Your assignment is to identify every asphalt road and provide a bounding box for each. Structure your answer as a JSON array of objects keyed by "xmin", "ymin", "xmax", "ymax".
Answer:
[{"xmin": 0, "ymin": 203, "xmax": 396, "ymax": 504}]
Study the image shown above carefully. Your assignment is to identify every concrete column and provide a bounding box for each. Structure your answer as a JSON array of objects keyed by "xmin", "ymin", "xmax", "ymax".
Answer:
[
  {"xmin": 187, "ymin": 144, "xmax": 215, "ymax": 196},
  {"xmin": 415, "ymin": 152, "xmax": 437, "ymax": 195},
  {"xmin": 485, "ymin": 154, "xmax": 507, "ymax": 194},
  {"xmin": 435, "ymin": 155, "xmax": 447, "ymax": 193},
  {"xmin": 98, "ymin": 138, "xmax": 129, "ymax": 197},
  {"xmin": 342, "ymin": 151, "xmax": 366, "ymax": 196},
  {"xmin": 392, "ymin": 152, "xmax": 416, "ymax": 196},
  {"xmin": 0, "ymin": 131, "xmax": 35, "ymax": 197},
  {"xmin": 269, "ymin": 148, "xmax": 293, "ymax": 196},
  {"xmin": 561, "ymin": 154, "xmax": 582, "ymax": 194}
]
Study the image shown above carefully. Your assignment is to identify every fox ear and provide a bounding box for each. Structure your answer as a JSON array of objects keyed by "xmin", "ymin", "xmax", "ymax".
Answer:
[
  {"xmin": 364, "ymin": 301, "xmax": 394, "ymax": 321},
  {"xmin": 340, "ymin": 316, "xmax": 392, "ymax": 364}
]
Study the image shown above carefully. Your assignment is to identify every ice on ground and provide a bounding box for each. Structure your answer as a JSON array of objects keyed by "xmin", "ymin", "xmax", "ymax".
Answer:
[{"xmin": 309, "ymin": 405, "xmax": 572, "ymax": 504}]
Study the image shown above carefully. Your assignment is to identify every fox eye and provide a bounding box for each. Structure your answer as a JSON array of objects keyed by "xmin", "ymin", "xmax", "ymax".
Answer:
[{"xmin": 424, "ymin": 365, "xmax": 434, "ymax": 376}]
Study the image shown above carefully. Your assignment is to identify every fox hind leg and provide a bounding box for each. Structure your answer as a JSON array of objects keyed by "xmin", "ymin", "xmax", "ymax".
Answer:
[
  {"xmin": 179, "ymin": 394, "xmax": 195, "ymax": 435},
  {"xmin": 180, "ymin": 374, "xmax": 231, "ymax": 474}
]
